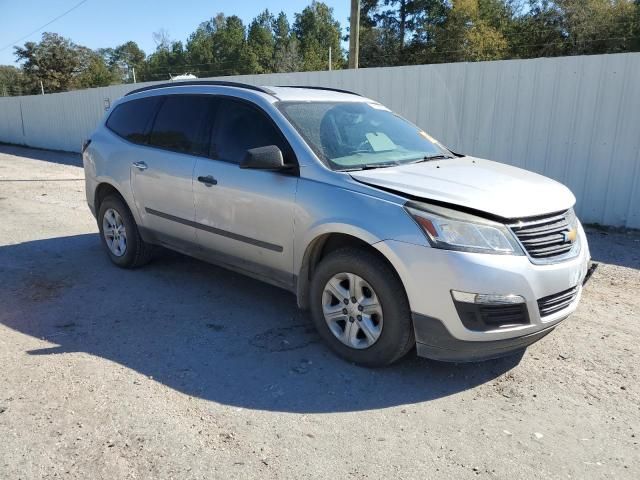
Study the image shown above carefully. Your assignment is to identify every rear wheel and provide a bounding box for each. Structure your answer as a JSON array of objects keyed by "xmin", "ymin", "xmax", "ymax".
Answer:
[
  {"xmin": 310, "ymin": 248, "xmax": 414, "ymax": 367},
  {"xmin": 98, "ymin": 195, "xmax": 153, "ymax": 268}
]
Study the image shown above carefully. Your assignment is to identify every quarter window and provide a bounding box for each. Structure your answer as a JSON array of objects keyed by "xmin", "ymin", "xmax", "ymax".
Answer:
[
  {"xmin": 149, "ymin": 95, "xmax": 214, "ymax": 156},
  {"xmin": 106, "ymin": 96, "xmax": 162, "ymax": 144}
]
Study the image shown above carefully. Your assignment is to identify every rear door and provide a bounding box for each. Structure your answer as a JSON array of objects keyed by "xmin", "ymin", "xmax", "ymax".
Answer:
[
  {"xmin": 192, "ymin": 97, "xmax": 298, "ymax": 288},
  {"xmin": 130, "ymin": 94, "xmax": 215, "ymax": 249}
]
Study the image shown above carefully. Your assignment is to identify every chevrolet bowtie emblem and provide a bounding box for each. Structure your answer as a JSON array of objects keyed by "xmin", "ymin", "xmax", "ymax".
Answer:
[{"xmin": 563, "ymin": 229, "xmax": 577, "ymax": 243}]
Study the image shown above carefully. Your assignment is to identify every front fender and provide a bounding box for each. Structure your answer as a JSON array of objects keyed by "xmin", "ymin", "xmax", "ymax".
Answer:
[{"xmin": 292, "ymin": 178, "xmax": 429, "ymax": 309}]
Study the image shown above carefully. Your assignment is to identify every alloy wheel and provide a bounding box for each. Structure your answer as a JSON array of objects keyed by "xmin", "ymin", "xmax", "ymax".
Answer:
[
  {"xmin": 102, "ymin": 208, "xmax": 127, "ymax": 257},
  {"xmin": 322, "ymin": 272, "xmax": 383, "ymax": 349}
]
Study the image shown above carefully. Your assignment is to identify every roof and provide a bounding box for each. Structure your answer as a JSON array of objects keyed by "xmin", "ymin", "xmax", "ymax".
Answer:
[
  {"xmin": 267, "ymin": 86, "xmax": 362, "ymax": 102},
  {"xmin": 124, "ymin": 81, "xmax": 365, "ymax": 103}
]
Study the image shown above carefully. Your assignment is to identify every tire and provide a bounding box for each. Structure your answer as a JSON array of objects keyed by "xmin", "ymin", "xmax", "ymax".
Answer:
[
  {"xmin": 309, "ymin": 248, "xmax": 414, "ymax": 367},
  {"xmin": 97, "ymin": 194, "xmax": 153, "ymax": 268}
]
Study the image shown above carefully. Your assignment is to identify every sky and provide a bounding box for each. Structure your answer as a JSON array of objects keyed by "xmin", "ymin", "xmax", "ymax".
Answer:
[{"xmin": 0, "ymin": 0, "xmax": 351, "ymax": 66}]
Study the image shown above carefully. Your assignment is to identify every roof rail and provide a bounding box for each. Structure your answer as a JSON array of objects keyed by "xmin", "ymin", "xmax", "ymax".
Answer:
[
  {"xmin": 125, "ymin": 80, "xmax": 275, "ymax": 97},
  {"xmin": 275, "ymin": 85, "xmax": 361, "ymax": 96}
]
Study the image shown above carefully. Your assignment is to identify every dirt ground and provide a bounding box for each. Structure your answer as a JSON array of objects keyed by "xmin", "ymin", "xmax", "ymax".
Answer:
[{"xmin": 0, "ymin": 144, "xmax": 638, "ymax": 479}]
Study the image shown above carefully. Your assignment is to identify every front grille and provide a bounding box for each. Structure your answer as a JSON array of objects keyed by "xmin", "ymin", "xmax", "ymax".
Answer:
[
  {"xmin": 510, "ymin": 211, "xmax": 575, "ymax": 260},
  {"xmin": 537, "ymin": 286, "xmax": 579, "ymax": 317}
]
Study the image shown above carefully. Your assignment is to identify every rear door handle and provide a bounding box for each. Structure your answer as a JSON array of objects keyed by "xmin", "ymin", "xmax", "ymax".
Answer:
[
  {"xmin": 197, "ymin": 175, "xmax": 217, "ymax": 186},
  {"xmin": 133, "ymin": 161, "xmax": 148, "ymax": 171}
]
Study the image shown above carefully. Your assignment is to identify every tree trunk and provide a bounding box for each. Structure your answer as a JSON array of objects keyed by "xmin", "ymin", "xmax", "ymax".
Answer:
[{"xmin": 399, "ymin": 0, "xmax": 407, "ymax": 51}]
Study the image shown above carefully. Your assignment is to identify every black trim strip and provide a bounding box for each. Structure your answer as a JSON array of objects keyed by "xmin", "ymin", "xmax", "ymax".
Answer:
[{"xmin": 145, "ymin": 208, "xmax": 283, "ymax": 253}]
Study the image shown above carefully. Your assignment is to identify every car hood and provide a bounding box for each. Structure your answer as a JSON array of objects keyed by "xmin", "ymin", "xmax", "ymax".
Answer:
[{"xmin": 350, "ymin": 156, "xmax": 576, "ymax": 219}]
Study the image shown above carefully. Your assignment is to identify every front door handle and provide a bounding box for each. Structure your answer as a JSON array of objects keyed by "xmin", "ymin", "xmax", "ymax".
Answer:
[
  {"xmin": 197, "ymin": 175, "xmax": 218, "ymax": 186},
  {"xmin": 133, "ymin": 161, "xmax": 148, "ymax": 171}
]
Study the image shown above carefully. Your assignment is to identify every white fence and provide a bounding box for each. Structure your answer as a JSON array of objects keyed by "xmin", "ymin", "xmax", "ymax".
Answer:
[{"xmin": 1, "ymin": 53, "xmax": 639, "ymax": 228}]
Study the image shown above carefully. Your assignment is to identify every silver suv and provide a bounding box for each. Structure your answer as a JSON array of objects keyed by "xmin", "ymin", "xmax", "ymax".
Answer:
[{"xmin": 83, "ymin": 81, "xmax": 593, "ymax": 366}]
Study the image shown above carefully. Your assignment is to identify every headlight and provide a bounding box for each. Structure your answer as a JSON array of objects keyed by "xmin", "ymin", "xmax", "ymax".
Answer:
[{"xmin": 405, "ymin": 204, "xmax": 523, "ymax": 255}]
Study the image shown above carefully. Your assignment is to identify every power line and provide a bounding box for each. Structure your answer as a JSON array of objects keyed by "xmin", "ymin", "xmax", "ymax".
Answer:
[{"xmin": 0, "ymin": 0, "xmax": 90, "ymax": 53}]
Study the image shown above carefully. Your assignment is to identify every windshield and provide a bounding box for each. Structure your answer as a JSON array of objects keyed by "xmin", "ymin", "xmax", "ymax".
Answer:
[{"xmin": 278, "ymin": 101, "xmax": 453, "ymax": 171}]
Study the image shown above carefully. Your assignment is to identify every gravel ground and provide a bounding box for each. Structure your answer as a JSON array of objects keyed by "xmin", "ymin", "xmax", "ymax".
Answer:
[{"xmin": 0, "ymin": 144, "xmax": 638, "ymax": 480}]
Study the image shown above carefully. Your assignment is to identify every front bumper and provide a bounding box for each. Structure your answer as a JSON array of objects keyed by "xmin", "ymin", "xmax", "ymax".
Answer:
[
  {"xmin": 374, "ymin": 227, "xmax": 591, "ymax": 361},
  {"xmin": 412, "ymin": 313, "xmax": 558, "ymax": 362}
]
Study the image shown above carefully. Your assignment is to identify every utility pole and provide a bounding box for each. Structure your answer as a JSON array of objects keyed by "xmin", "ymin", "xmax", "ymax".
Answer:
[
  {"xmin": 348, "ymin": 0, "xmax": 360, "ymax": 69},
  {"xmin": 132, "ymin": 67, "xmax": 136, "ymax": 84},
  {"xmin": 40, "ymin": 80, "xmax": 45, "ymax": 95},
  {"xmin": 329, "ymin": 46, "xmax": 332, "ymax": 71}
]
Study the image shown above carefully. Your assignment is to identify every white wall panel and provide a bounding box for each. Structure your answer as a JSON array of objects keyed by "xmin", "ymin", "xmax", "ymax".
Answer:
[{"xmin": 1, "ymin": 53, "xmax": 639, "ymax": 227}]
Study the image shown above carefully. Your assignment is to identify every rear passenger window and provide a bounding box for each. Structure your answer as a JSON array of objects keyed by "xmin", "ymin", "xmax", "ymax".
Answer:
[
  {"xmin": 213, "ymin": 99, "xmax": 290, "ymax": 164},
  {"xmin": 106, "ymin": 96, "xmax": 161, "ymax": 144},
  {"xmin": 149, "ymin": 95, "xmax": 213, "ymax": 156}
]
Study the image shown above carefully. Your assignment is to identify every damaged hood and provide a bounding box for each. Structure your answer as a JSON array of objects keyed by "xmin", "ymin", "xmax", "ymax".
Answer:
[{"xmin": 350, "ymin": 156, "xmax": 575, "ymax": 219}]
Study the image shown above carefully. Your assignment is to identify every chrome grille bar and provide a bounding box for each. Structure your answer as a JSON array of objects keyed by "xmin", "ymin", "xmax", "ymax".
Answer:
[
  {"xmin": 537, "ymin": 286, "xmax": 579, "ymax": 317},
  {"xmin": 510, "ymin": 210, "xmax": 575, "ymax": 260}
]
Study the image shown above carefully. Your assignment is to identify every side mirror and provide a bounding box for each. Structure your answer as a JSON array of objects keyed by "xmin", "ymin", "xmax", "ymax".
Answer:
[{"xmin": 240, "ymin": 145, "xmax": 285, "ymax": 170}]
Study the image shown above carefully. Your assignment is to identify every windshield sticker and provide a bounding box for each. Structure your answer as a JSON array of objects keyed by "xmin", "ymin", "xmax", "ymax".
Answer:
[{"xmin": 366, "ymin": 132, "xmax": 396, "ymax": 152}]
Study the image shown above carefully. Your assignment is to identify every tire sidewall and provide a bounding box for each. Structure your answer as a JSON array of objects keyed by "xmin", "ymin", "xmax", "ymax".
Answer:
[{"xmin": 309, "ymin": 249, "xmax": 413, "ymax": 367}]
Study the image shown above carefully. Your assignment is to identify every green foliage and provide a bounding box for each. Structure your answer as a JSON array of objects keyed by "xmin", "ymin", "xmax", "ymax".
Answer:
[
  {"xmin": 103, "ymin": 41, "xmax": 147, "ymax": 82},
  {"xmin": 248, "ymin": 10, "xmax": 276, "ymax": 73},
  {"xmin": 14, "ymin": 33, "xmax": 81, "ymax": 93},
  {"xmin": 294, "ymin": 1, "xmax": 345, "ymax": 70},
  {"xmin": 273, "ymin": 12, "xmax": 303, "ymax": 72},
  {"xmin": 183, "ymin": 14, "xmax": 258, "ymax": 78},
  {"xmin": 2, "ymin": 0, "xmax": 640, "ymax": 95},
  {"xmin": 13, "ymin": 32, "xmax": 118, "ymax": 94},
  {"xmin": 0, "ymin": 65, "xmax": 27, "ymax": 96},
  {"xmin": 75, "ymin": 47, "xmax": 119, "ymax": 88}
]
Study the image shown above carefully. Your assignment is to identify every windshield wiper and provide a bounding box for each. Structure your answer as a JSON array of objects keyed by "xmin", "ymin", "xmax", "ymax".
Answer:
[
  {"xmin": 408, "ymin": 154, "xmax": 455, "ymax": 163},
  {"xmin": 339, "ymin": 162, "xmax": 399, "ymax": 172},
  {"xmin": 360, "ymin": 162, "xmax": 399, "ymax": 170}
]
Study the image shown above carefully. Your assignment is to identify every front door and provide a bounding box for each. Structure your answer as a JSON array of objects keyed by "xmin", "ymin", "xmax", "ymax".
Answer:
[{"xmin": 192, "ymin": 98, "xmax": 298, "ymax": 288}]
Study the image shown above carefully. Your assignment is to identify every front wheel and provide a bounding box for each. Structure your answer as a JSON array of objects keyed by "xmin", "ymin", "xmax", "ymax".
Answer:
[{"xmin": 309, "ymin": 248, "xmax": 414, "ymax": 367}]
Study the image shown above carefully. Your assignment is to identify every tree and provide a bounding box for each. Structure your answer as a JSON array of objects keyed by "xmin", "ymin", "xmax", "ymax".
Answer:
[
  {"xmin": 556, "ymin": 0, "xmax": 637, "ymax": 55},
  {"xmin": 145, "ymin": 36, "xmax": 188, "ymax": 80},
  {"xmin": 355, "ymin": 0, "xmax": 450, "ymax": 66},
  {"xmin": 184, "ymin": 14, "xmax": 257, "ymax": 77},
  {"xmin": 13, "ymin": 32, "xmax": 118, "ymax": 93},
  {"xmin": 432, "ymin": 0, "xmax": 509, "ymax": 62},
  {"xmin": 294, "ymin": 1, "xmax": 344, "ymax": 71},
  {"xmin": 247, "ymin": 10, "xmax": 276, "ymax": 73},
  {"xmin": 396, "ymin": 0, "xmax": 449, "ymax": 64},
  {"xmin": 272, "ymin": 11, "xmax": 302, "ymax": 72},
  {"xmin": 379, "ymin": 1, "xmax": 433, "ymax": 52},
  {"xmin": 14, "ymin": 33, "xmax": 80, "ymax": 93},
  {"xmin": 0, "ymin": 65, "xmax": 27, "ymax": 96},
  {"xmin": 509, "ymin": 1, "xmax": 566, "ymax": 58},
  {"xmin": 109, "ymin": 41, "xmax": 146, "ymax": 82},
  {"xmin": 75, "ymin": 47, "xmax": 118, "ymax": 88},
  {"xmin": 186, "ymin": 19, "xmax": 218, "ymax": 76},
  {"xmin": 356, "ymin": 0, "xmax": 400, "ymax": 67},
  {"xmin": 216, "ymin": 15, "xmax": 258, "ymax": 75}
]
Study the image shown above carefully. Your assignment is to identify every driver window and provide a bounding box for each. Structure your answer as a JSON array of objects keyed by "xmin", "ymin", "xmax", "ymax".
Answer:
[{"xmin": 213, "ymin": 99, "xmax": 289, "ymax": 164}]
